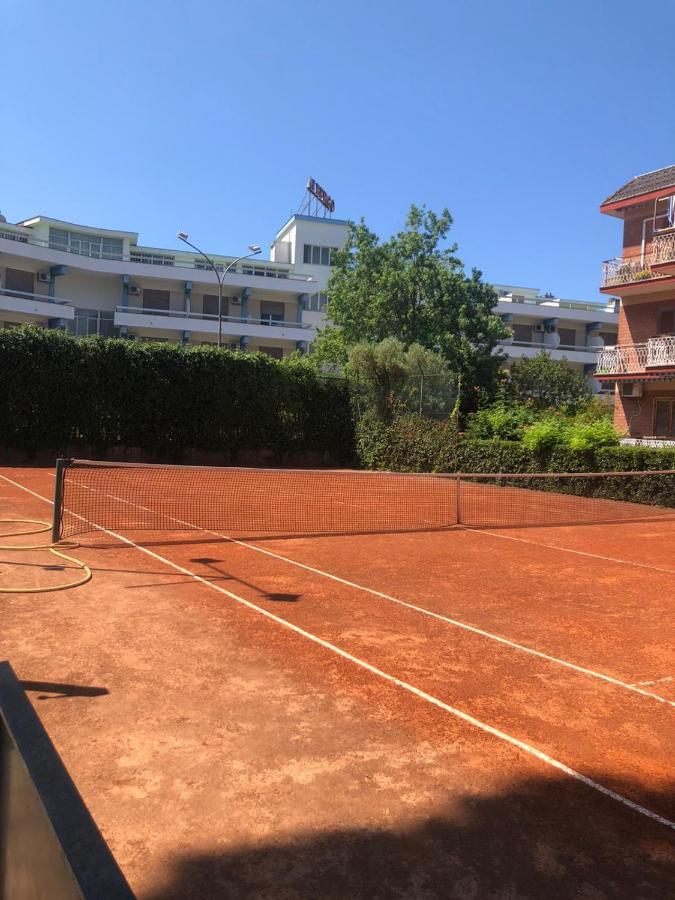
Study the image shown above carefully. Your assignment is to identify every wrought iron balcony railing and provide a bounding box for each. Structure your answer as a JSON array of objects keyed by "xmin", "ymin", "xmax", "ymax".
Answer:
[
  {"xmin": 652, "ymin": 231, "xmax": 675, "ymax": 266},
  {"xmin": 600, "ymin": 252, "xmax": 669, "ymax": 288},
  {"xmin": 596, "ymin": 336, "xmax": 675, "ymax": 375}
]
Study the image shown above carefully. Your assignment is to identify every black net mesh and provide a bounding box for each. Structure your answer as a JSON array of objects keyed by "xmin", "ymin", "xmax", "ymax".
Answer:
[{"xmin": 54, "ymin": 460, "xmax": 675, "ymax": 539}]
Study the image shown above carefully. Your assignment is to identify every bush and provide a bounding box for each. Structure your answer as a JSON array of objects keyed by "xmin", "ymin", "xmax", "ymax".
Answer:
[
  {"xmin": 465, "ymin": 403, "xmax": 536, "ymax": 441},
  {"xmin": 565, "ymin": 418, "xmax": 620, "ymax": 452},
  {"xmin": 521, "ymin": 418, "xmax": 568, "ymax": 453},
  {"xmin": 0, "ymin": 326, "xmax": 355, "ymax": 462},
  {"xmin": 354, "ymin": 417, "xmax": 675, "ymax": 506},
  {"xmin": 521, "ymin": 414, "xmax": 620, "ymax": 453},
  {"xmin": 356, "ymin": 413, "xmax": 454, "ymax": 472}
]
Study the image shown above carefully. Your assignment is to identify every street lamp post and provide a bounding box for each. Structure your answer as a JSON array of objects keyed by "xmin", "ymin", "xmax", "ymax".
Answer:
[{"xmin": 177, "ymin": 231, "xmax": 261, "ymax": 348}]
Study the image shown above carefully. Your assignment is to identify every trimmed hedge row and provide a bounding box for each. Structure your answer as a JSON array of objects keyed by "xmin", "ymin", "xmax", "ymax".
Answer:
[
  {"xmin": 0, "ymin": 327, "xmax": 355, "ymax": 462},
  {"xmin": 356, "ymin": 414, "xmax": 675, "ymax": 506}
]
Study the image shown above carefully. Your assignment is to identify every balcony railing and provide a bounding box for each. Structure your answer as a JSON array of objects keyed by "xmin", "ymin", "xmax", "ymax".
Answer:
[
  {"xmin": 652, "ymin": 231, "xmax": 675, "ymax": 266},
  {"xmin": 600, "ymin": 252, "xmax": 670, "ymax": 288},
  {"xmin": 596, "ymin": 336, "xmax": 675, "ymax": 375},
  {"xmin": 0, "ymin": 229, "xmax": 313, "ymax": 284},
  {"xmin": 115, "ymin": 306, "xmax": 314, "ymax": 330}
]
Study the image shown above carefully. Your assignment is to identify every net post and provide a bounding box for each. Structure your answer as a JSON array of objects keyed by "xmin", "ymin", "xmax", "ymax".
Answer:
[
  {"xmin": 52, "ymin": 458, "xmax": 69, "ymax": 543},
  {"xmin": 455, "ymin": 473, "xmax": 461, "ymax": 525}
]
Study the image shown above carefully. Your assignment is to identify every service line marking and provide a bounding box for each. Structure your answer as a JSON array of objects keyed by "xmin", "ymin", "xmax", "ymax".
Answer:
[{"xmin": 2, "ymin": 469, "xmax": 674, "ymax": 833}]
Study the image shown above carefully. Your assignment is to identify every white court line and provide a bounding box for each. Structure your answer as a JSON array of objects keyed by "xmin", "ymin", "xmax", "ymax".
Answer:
[
  {"xmin": 464, "ymin": 525, "xmax": 675, "ymax": 575},
  {"xmin": 1, "ymin": 470, "xmax": 674, "ymax": 832},
  {"xmin": 44, "ymin": 473, "xmax": 675, "ymax": 709},
  {"xmin": 632, "ymin": 676, "xmax": 673, "ymax": 688}
]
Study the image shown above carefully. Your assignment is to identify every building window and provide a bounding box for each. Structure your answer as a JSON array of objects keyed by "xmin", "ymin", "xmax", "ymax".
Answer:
[
  {"xmin": 303, "ymin": 244, "xmax": 336, "ymax": 266},
  {"xmin": 260, "ymin": 301, "xmax": 285, "ymax": 325},
  {"xmin": 68, "ymin": 308, "xmax": 116, "ymax": 338},
  {"xmin": 599, "ymin": 331, "xmax": 616, "ymax": 346},
  {"xmin": 511, "ymin": 323, "xmax": 532, "ymax": 343},
  {"xmin": 142, "ymin": 289, "xmax": 170, "ymax": 311},
  {"xmin": 49, "ymin": 227, "xmax": 123, "ymax": 260},
  {"xmin": 202, "ymin": 295, "xmax": 229, "ymax": 317},
  {"xmin": 130, "ymin": 251, "xmax": 175, "ymax": 266},
  {"xmin": 653, "ymin": 400, "xmax": 675, "ymax": 437},
  {"xmin": 258, "ymin": 346, "xmax": 284, "ymax": 360},
  {"xmin": 657, "ymin": 310, "xmax": 675, "ymax": 335},
  {"xmin": 307, "ymin": 293, "xmax": 328, "ymax": 312},
  {"xmin": 557, "ymin": 327, "xmax": 576, "ymax": 347},
  {"xmin": 4, "ymin": 268, "xmax": 35, "ymax": 297}
]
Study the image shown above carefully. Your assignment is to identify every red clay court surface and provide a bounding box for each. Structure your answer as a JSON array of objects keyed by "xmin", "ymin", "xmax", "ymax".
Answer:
[{"xmin": 1, "ymin": 464, "xmax": 674, "ymax": 898}]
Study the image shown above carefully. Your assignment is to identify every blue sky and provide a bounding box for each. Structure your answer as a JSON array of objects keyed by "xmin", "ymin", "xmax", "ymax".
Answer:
[{"xmin": 2, "ymin": 1, "xmax": 674, "ymax": 301}]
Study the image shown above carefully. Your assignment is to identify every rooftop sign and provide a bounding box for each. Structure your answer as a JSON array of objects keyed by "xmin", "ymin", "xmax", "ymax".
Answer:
[{"xmin": 307, "ymin": 178, "xmax": 335, "ymax": 213}]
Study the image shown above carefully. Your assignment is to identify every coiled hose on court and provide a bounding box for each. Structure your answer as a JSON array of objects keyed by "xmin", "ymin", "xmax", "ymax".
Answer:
[{"xmin": 0, "ymin": 520, "xmax": 92, "ymax": 593}]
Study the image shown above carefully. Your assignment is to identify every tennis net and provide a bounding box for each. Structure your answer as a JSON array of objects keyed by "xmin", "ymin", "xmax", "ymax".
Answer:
[{"xmin": 52, "ymin": 459, "xmax": 675, "ymax": 540}]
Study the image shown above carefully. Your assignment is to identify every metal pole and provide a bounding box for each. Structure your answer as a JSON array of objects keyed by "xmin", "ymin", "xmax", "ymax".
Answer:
[
  {"xmin": 455, "ymin": 473, "xmax": 461, "ymax": 526},
  {"xmin": 217, "ymin": 270, "xmax": 224, "ymax": 348},
  {"xmin": 177, "ymin": 234, "xmax": 260, "ymax": 349},
  {"xmin": 52, "ymin": 458, "xmax": 68, "ymax": 543}
]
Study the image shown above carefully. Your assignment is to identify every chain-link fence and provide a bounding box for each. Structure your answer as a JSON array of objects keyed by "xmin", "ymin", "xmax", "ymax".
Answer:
[{"xmin": 351, "ymin": 373, "xmax": 458, "ymax": 421}]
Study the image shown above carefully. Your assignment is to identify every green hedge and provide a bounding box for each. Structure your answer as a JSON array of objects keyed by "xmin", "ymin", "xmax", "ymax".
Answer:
[
  {"xmin": 0, "ymin": 327, "xmax": 355, "ymax": 462},
  {"xmin": 356, "ymin": 414, "xmax": 675, "ymax": 506}
]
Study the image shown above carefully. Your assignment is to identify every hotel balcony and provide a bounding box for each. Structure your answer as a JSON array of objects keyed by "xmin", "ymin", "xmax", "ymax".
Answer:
[
  {"xmin": 0, "ymin": 287, "xmax": 75, "ymax": 322},
  {"xmin": 113, "ymin": 306, "xmax": 317, "ymax": 342},
  {"xmin": 0, "ymin": 228, "xmax": 313, "ymax": 295},
  {"xmin": 595, "ymin": 336, "xmax": 675, "ymax": 376},
  {"xmin": 651, "ymin": 231, "xmax": 675, "ymax": 274},
  {"xmin": 600, "ymin": 245, "xmax": 675, "ymax": 296}
]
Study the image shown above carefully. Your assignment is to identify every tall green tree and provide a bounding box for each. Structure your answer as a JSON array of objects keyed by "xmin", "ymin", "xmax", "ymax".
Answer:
[{"xmin": 313, "ymin": 204, "xmax": 508, "ymax": 409}]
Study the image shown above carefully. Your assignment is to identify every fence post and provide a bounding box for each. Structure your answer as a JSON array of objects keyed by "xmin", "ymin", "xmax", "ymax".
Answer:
[
  {"xmin": 51, "ymin": 459, "xmax": 67, "ymax": 543},
  {"xmin": 455, "ymin": 473, "xmax": 461, "ymax": 525}
]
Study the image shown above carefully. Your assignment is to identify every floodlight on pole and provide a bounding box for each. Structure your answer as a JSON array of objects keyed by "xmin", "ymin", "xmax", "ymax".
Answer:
[{"xmin": 177, "ymin": 231, "xmax": 262, "ymax": 348}]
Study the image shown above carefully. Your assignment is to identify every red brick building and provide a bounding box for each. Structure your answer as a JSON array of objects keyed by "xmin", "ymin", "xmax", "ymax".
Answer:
[{"xmin": 597, "ymin": 166, "xmax": 675, "ymax": 444}]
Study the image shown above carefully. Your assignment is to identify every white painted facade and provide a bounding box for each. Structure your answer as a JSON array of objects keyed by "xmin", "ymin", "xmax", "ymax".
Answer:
[
  {"xmin": 0, "ymin": 212, "xmax": 349, "ymax": 357},
  {"xmin": 0, "ymin": 209, "xmax": 617, "ymax": 385},
  {"xmin": 492, "ymin": 285, "xmax": 619, "ymax": 393}
]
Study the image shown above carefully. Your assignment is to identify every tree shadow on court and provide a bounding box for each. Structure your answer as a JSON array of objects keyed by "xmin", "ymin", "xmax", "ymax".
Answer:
[{"xmin": 143, "ymin": 774, "xmax": 674, "ymax": 900}]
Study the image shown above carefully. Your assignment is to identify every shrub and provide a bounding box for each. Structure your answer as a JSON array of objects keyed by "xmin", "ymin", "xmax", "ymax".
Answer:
[
  {"xmin": 565, "ymin": 418, "xmax": 620, "ymax": 452},
  {"xmin": 0, "ymin": 326, "xmax": 355, "ymax": 462},
  {"xmin": 465, "ymin": 402, "xmax": 536, "ymax": 441},
  {"xmin": 521, "ymin": 418, "xmax": 567, "ymax": 453}
]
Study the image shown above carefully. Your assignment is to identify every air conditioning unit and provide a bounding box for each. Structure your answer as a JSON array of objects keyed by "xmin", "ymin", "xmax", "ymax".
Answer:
[
  {"xmin": 230, "ymin": 296, "xmax": 242, "ymax": 305},
  {"xmin": 37, "ymin": 272, "xmax": 50, "ymax": 283},
  {"xmin": 534, "ymin": 323, "xmax": 545, "ymax": 333},
  {"xmin": 129, "ymin": 286, "xmax": 141, "ymax": 296},
  {"xmin": 621, "ymin": 381, "xmax": 643, "ymax": 398}
]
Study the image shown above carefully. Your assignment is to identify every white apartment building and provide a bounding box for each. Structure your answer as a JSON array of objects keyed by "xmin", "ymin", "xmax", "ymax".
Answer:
[
  {"xmin": 0, "ymin": 207, "xmax": 616, "ymax": 388},
  {"xmin": 0, "ymin": 211, "xmax": 348, "ymax": 358},
  {"xmin": 493, "ymin": 284, "xmax": 618, "ymax": 393}
]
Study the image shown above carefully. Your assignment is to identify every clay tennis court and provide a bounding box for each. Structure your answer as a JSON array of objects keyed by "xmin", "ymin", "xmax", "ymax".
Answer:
[{"xmin": 1, "ymin": 462, "xmax": 674, "ymax": 898}]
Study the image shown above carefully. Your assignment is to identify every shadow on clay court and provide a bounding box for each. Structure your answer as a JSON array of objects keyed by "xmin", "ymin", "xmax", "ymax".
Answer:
[
  {"xmin": 19, "ymin": 679, "xmax": 110, "ymax": 700},
  {"xmin": 143, "ymin": 774, "xmax": 674, "ymax": 900},
  {"xmin": 189, "ymin": 557, "xmax": 301, "ymax": 603}
]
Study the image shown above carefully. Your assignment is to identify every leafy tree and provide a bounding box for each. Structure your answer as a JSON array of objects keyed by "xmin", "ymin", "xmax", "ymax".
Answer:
[
  {"xmin": 504, "ymin": 353, "xmax": 593, "ymax": 412},
  {"xmin": 347, "ymin": 337, "xmax": 455, "ymax": 422},
  {"xmin": 314, "ymin": 205, "xmax": 508, "ymax": 409}
]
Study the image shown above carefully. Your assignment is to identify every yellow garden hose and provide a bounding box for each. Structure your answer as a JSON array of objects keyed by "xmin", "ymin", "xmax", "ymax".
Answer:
[{"xmin": 0, "ymin": 520, "xmax": 92, "ymax": 593}]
